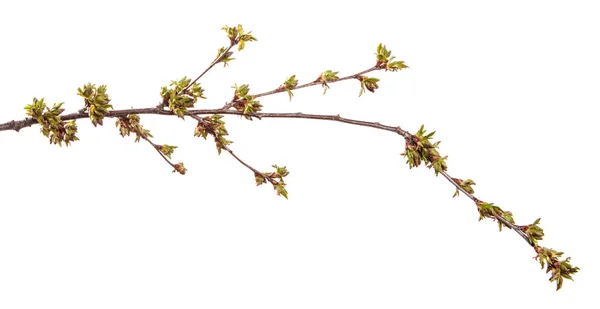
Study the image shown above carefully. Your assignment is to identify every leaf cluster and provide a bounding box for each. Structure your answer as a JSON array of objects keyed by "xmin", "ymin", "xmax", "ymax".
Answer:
[
  {"xmin": 77, "ymin": 83, "xmax": 113, "ymax": 127},
  {"xmin": 115, "ymin": 114, "xmax": 152, "ymax": 142},
  {"xmin": 222, "ymin": 24, "xmax": 257, "ymax": 51},
  {"xmin": 278, "ymin": 75, "xmax": 299, "ymax": 101},
  {"xmin": 316, "ymin": 70, "xmax": 340, "ymax": 94},
  {"xmin": 255, "ymin": 165, "xmax": 290, "ymax": 199},
  {"xmin": 172, "ymin": 162, "xmax": 187, "ymax": 175},
  {"xmin": 160, "ymin": 77, "xmax": 206, "ymax": 119},
  {"xmin": 475, "ymin": 201, "xmax": 515, "ymax": 231},
  {"xmin": 232, "ymin": 84, "xmax": 262, "ymax": 119},
  {"xmin": 215, "ymin": 47, "xmax": 235, "ymax": 67},
  {"xmin": 375, "ymin": 43, "xmax": 409, "ymax": 72},
  {"xmin": 357, "ymin": 75, "xmax": 380, "ymax": 97},
  {"xmin": 451, "ymin": 178, "xmax": 476, "ymax": 197},
  {"xmin": 194, "ymin": 114, "xmax": 232, "ymax": 155},
  {"xmin": 24, "ymin": 98, "xmax": 78, "ymax": 146},
  {"xmin": 521, "ymin": 218, "xmax": 545, "ymax": 245},
  {"xmin": 156, "ymin": 144, "xmax": 178, "ymax": 159},
  {"xmin": 401, "ymin": 125, "xmax": 448, "ymax": 175},
  {"xmin": 535, "ymin": 246, "xmax": 580, "ymax": 290}
]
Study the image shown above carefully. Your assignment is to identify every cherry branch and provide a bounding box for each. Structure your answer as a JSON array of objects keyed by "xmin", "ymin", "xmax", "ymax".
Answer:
[{"xmin": 0, "ymin": 25, "xmax": 578, "ymax": 290}]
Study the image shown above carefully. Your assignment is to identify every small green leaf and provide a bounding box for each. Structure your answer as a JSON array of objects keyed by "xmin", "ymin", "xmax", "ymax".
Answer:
[
  {"xmin": 275, "ymin": 182, "xmax": 288, "ymax": 199},
  {"xmin": 172, "ymin": 162, "xmax": 187, "ymax": 175},
  {"xmin": 358, "ymin": 76, "xmax": 379, "ymax": 96},
  {"xmin": 221, "ymin": 24, "xmax": 256, "ymax": 51},
  {"xmin": 255, "ymin": 172, "xmax": 267, "ymax": 186},
  {"xmin": 216, "ymin": 47, "xmax": 234, "ymax": 66},
  {"xmin": 318, "ymin": 70, "xmax": 339, "ymax": 94},
  {"xmin": 281, "ymin": 75, "xmax": 298, "ymax": 101},
  {"xmin": 158, "ymin": 144, "xmax": 178, "ymax": 159},
  {"xmin": 77, "ymin": 83, "xmax": 113, "ymax": 127}
]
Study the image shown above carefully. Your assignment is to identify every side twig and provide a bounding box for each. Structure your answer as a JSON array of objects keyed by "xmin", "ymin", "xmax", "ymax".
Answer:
[{"xmin": 188, "ymin": 114, "xmax": 268, "ymax": 180}]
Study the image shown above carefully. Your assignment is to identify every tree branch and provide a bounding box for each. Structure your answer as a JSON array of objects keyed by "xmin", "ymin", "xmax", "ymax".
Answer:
[
  {"xmin": 0, "ymin": 27, "xmax": 577, "ymax": 289},
  {"xmin": 1, "ymin": 109, "xmax": 411, "ymax": 136}
]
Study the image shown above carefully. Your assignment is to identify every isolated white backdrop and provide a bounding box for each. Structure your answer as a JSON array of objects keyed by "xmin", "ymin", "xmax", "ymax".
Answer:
[{"xmin": 0, "ymin": 1, "xmax": 597, "ymax": 308}]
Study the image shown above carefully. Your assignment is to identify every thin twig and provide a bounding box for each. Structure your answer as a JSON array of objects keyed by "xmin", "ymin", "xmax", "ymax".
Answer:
[
  {"xmin": 183, "ymin": 44, "xmax": 234, "ymax": 94},
  {"xmin": 1, "ymin": 109, "xmax": 411, "ymax": 137},
  {"xmin": 119, "ymin": 116, "xmax": 179, "ymax": 172},
  {"xmin": 188, "ymin": 114, "xmax": 273, "ymax": 183},
  {"xmin": 254, "ymin": 67, "xmax": 379, "ymax": 99},
  {"xmin": 222, "ymin": 66, "xmax": 379, "ymax": 109},
  {"xmin": 439, "ymin": 170, "xmax": 533, "ymax": 245},
  {"xmin": 144, "ymin": 137, "xmax": 179, "ymax": 171}
]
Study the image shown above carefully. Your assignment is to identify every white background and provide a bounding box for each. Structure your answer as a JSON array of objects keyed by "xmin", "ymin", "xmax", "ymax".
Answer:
[{"xmin": 1, "ymin": 1, "xmax": 598, "ymax": 308}]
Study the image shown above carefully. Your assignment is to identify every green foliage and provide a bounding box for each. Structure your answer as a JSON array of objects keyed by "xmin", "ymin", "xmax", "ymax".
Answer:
[
  {"xmin": 522, "ymin": 218, "xmax": 545, "ymax": 245},
  {"xmin": 160, "ymin": 77, "xmax": 205, "ymax": 119},
  {"xmin": 272, "ymin": 165, "xmax": 290, "ymax": 199},
  {"xmin": 254, "ymin": 172, "xmax": 266, "ymax": 186},
  {"xmin": 172, "ymin": 162, "xmax": 187, "ymax": 175},
  {"xmin": 279, "ymin": 75, "xmax": 298, "ymax": 101},
  {"xmin": 115, "ymin": 114, "xmax": 153, "ymax": 142},
  {"xmin": 232, "ymin": 84, "xmax": 262, "ymax": 119},
  {"xmin": 452, "ymin": 178, "xmax": 476, "ymax": 197},
  {"xmin": 475, "ymin": 201, "xmax": 515, "ymax": 231},
  {"xmin": 222, "ymin": 24, "xmax": 257, "ymax": 51},
  {"xmin": 476, "ymin": 201, "xmax": 501, "ymax": 221},
  {"xmin": 24, "ymin": 97, "xmax": 48, "ymax": 119},
  {"xmin": 157, "ymin": 144, "xmax": 178, "ymax": 159},
  {"xmin": 233, "ymin": 83, "xmax": 250, "ymax": 98},
  {"xmin": 275, "ymin": 182, "xmax": 288, "ymax": 199},
  {"xmin": 77, "ymin": 83, "xmax": 113, "ymax": 127},
  {"xmin": 401, "ymin": 125, "xmax": 448, "ymax": 175},
  {"xmin": 215, "ymin": 47, "xmax": 234, "ymax": 67},
  {"xmin": 316, "ymin": 70, "xmax": 340, "ymax": 94},
  {"xmin": 535, "ymin": 247, "xmax": 579, "ymax": 290},
  {"xmin": 215, "ymin": 25, "xmax": 256, "ymax": 67},
  {"xmin": 255, "ymin": 165, "xmax": 290, "ymax": 199},
  {"xmin": 498, "ymin": 210, "xmax": 515, "ymax": 231},
  {"xmin": 24, "ymin": 98, "xmax": 79, "ymax": 146},
  {"xmin": 194, "ymin": 114, "xmax": 232, "ymax": 155},
  {"xmin": 357, "ymin": 76, "xmax": 380, "ymax": 97},
  {"xmin": 375, "ymin": 43, "xmax": 409, "ymax": 72}
]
